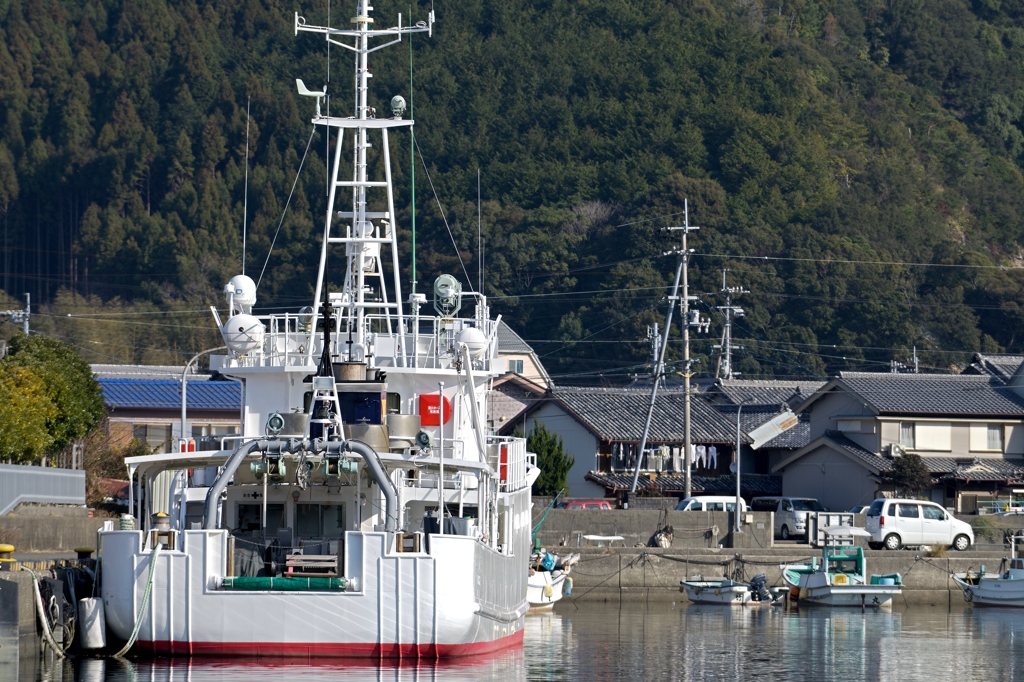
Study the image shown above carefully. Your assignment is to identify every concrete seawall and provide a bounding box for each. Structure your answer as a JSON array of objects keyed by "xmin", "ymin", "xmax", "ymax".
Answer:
[
  {"xmin": 0, "ymin": 517, "xmax": 107, "ymax": 553},
  {"xmin": 559, "ymin": 547, "xmax": 1000, "ymax": 606}
]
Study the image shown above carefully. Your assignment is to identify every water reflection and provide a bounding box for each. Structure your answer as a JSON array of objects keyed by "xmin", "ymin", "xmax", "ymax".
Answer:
[{"xmin": 27, "ymin": 602, "xmax": 1024, "ymax": 681}]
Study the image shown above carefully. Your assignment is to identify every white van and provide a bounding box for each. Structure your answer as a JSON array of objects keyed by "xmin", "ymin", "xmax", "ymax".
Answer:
[
  {"xmin": 864, "ymin": 498, "xmax": 974, "ymax": 550},
  {"xmin": 674, "ymin": 496, "xmax": 747, "ymax": 512},
  {"xmin": 750, "ymin": 496, "xmax": 826, "ymax": 540}
]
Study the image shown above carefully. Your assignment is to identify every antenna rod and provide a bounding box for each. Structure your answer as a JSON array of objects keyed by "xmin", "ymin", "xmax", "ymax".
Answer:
[
  {"xmin": 242, "ymin": 97, "xmax": 251, "ymax": 275},
  {"xmin": 409, "ymin": 9, "xmax": 417, "ymax": 298},
  {"xmin": 477, "ymin": 168, "xmax": 482, "ymax": 293}
]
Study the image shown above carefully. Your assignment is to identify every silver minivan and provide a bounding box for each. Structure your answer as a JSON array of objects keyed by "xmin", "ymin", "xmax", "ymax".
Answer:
[{"xmin": 750, "ymin": 496, "xmax": 826, "ymax": 540}]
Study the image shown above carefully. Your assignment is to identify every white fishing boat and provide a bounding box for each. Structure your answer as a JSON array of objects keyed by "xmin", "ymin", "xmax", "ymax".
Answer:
[
  {"xmin": 782, "ymin": 527, "xmax": 902, "ymax": 608},
  {"xmin": 97, "ymin": 2, "xmax": 538, "ymax": 658},
  {"xmin": 527, "ymin": 551, "xmax": 577, "ymax": 610},
  {"xmin": 953, "ymin": 536, "xmax": 1024, "ymax": 607},
  {"xmin": 680, "ymin": 573, "xmax": 779, "ymax": 606}
]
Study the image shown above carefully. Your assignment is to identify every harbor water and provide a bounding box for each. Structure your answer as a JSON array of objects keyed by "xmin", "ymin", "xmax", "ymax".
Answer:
[{"xmin": 21, "ymin": 601, "xmax": 1024, "ymax": 680}]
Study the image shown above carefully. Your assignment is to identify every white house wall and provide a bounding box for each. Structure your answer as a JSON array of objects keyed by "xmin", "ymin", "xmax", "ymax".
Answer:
[
  {"xmin": 808, "ymin": 391, "xmax": 879, "ymax": 452},
  {"xmin": 527, "ymin": 402, "xmax": 605, "ymax": 498},
  {"xmin": 779, "ymin": 446, "xmax": 878, "ymax": 512}
]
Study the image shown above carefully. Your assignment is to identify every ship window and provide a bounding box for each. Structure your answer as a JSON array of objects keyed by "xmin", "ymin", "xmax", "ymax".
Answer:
[
  {"xmin": 236, "ymin": 503, "xmax": 284, "ymax": 533},
  {"xmin": 297, "ymin": 504, "xmax": 346, "ymax": 538}
]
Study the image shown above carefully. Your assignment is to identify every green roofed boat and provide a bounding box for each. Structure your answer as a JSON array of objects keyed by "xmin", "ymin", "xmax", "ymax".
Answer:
[{"xmin": 782, "ymin": 526, "xmax": 902, "ymax": 607}]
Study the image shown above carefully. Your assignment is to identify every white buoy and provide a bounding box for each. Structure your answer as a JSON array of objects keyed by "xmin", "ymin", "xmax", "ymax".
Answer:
[{"xmin": 78, "ymin": 598, "xmax": 107, "ymax": 649}]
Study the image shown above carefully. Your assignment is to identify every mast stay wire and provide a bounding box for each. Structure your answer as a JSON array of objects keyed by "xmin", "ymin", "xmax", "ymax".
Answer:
[
  {"xmin": 256, "ymin": 125, "xmax": 319, "ymax": 291},
  {"xmin": 414, "ymin": 137, "xmax": 474, "ymax": 290}
]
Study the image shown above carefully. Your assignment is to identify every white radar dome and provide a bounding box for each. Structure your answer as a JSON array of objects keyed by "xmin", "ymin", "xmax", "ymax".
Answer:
[
  {"xmin": 221, "ymin": 314, "xmax": 265, "ymax": 355},
  {"xmin": 226, "ymin": 275, "xmax": 257, "ymax": 313},
  {"xmin": 456, "ymin": 327, "xmax": 488, "ymax": 359}
]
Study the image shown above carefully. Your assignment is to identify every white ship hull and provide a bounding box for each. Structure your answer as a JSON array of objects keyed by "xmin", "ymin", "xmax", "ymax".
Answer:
[{"xmin": 102, "ymin": 498, "xmax": 530, "ymax": 657}]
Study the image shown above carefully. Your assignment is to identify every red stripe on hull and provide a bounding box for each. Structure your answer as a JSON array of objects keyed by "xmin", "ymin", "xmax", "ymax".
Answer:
[{"xmin": 136, "ymin": 628, "xmax": 524, "ymax": 659}]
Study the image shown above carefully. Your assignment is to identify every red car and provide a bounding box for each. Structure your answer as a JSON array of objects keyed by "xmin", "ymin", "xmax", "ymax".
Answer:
[{"xmin": 560, "ymin": 499, "xmax": 613, "ymax": 510}]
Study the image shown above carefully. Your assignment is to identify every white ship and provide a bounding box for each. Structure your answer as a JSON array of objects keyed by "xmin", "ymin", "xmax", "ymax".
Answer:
[{"xmin": 98, "ymin": 2, "xmax": 537, "ymax": 658}]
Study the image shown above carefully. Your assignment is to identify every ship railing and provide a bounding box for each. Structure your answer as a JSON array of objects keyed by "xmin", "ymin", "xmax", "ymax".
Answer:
[
  {"xmin": 488, "ymin": 435, "xmax": 529, "ymax": 493},
  {"xmin": 219, "ymin": 312, "xmax": 500, "ymax": 371}
]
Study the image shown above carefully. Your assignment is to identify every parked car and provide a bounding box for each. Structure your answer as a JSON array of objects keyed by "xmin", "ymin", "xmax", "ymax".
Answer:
[
  {"xmin": 750, "ymin": 496, "xmax": 827, "ymax": 540},
  {"xmin": 849, "ymin": 505, "xmax": 867, "ymax": 514},
  {"xmin": 864, "ymin": 498, "xmax": 974, "ymax": 551},
  {"xmin": 674, "ymin": 496, "xmax": 747, "ymax": 512},
  {"xmin": 560, "ymin": 499, "xmax": 613, "ymax": 510}
]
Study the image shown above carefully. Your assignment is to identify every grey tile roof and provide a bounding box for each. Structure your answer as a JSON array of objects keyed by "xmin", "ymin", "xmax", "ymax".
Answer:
[
  {"xmin": 584, "ymin": 471, "xmax": 782, "ymax": 496},
  {"xmin": 496, "ymin": 321, "xmax": 533, "ymax": 354},
  {"xmin": 714, "ymin": 403, "xmax": 810, "ymax": 450},
  {"xmin": 822, "ymin": 431, "xmax": 892, "ymax": 472},
  {"xmin": 966, "ymin": 354, "xmax": 1024, "ymax": 384},
  {"xmin": 552, "ymin": 387, "xmax": 747, "ymax": 444},
  {"xmin": 836, "ymin": 372, "xmax": 1024, "ymax": 416},
  {"xmin": 713, "ymin": 379, "xmax": 826, "ymax": 408},
  {"xmin": 822, "ymin": 433, "xmax": 1024, "ymax": 481},
  {"xmin": 761, "ymin": 417, "xmax": 811, "ymax": 450}
]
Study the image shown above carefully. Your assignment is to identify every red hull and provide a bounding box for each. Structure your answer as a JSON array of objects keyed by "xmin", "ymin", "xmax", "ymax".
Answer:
[{"xmin": 136, "ymin": 628, "xmax": 524, "ymax": 659}]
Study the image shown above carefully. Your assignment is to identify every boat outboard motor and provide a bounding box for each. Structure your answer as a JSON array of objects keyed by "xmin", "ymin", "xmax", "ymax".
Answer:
[{"xmin": 749, "ymin": 573, "xmax": 772, "ymax": 602}]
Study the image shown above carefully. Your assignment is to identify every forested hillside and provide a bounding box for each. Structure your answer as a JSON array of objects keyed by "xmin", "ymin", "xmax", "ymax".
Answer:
[{"xmin": 3, "ymin": 0, "xmax": 1024, "ymax": 380}]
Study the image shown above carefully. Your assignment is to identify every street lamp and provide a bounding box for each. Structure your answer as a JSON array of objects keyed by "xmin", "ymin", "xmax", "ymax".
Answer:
[
  {"xmin": 181, "ymin": 346, "xmax": 228, "ymax": 447},
  {"xmin": 735, "ymin": 398, "xmax": 752, "ymax": 534}
]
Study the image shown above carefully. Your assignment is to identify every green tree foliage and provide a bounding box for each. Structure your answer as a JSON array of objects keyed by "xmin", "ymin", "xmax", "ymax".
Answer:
[
  {"xmin": 3, "ymin": 1, "xmax": 1024, "ymax": 377},
  {"xmin": 889, "ymin": 453, "xmax": 935, "ymax": 499},
  {"xmin": 524, "ymin": 422, "xmax": 574, "ymax": 497},
  {"xmin": 2, "ymin": 333, "xmax": 106, "ymax": 455},
  {"xmin": 0, "ymin": 365, "xmax": 56, "ymax": 463}
]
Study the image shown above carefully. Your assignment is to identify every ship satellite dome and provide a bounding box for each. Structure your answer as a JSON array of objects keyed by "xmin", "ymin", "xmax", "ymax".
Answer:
[
  {"xmin": 391, "ymin": 95, "xmax": 406, "ymax": 118},
  {"xmin": 227, "ymin": 275, "xmax": 257, "ymax": 309},
  {"xmin": 456, "ymin": 327, "xmax": 488, "ymax": 358},
  {"xmin": 222, "ymin": 313, "xmax": 265, "ymax": 355}
]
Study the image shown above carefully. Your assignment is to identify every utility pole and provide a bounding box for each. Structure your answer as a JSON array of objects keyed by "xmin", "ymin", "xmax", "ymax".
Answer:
[
  {"xmin": 630, "ymin": 200, "xmax": 706, "ymax": 498},
  {"xmin": 713, "ymin": 271, "xmax": 747, "ymax": 380}
]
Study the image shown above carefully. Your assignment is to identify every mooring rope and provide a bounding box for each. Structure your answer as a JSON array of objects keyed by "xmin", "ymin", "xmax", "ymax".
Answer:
[
  {"xmin": 113, "ymin": 543, "xmax": 161, "ymax": 658},
  {"xmin": 20, "ymin": 566, "xmax": 65, "ymax": 658}
]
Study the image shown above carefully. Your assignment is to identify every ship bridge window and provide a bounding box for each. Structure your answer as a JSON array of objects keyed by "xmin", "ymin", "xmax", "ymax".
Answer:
[
  {"xmin": 237, "ymin": 504, "xmax": 284, "ymax": 533},
  {"xmin": 297, "ymin": 504, "xmax": 345, "ymax": 538}
]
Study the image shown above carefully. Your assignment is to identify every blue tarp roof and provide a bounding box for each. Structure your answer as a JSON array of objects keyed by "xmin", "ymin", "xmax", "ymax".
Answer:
[{"xmin": 99, "ymin": 378, "xmax": 241, "ymax": 410}]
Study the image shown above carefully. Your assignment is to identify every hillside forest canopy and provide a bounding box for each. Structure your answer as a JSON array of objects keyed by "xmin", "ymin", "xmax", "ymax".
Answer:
[{"xmin": 3, "ymin": 0, "xmax": 1024, "ymax": 381}]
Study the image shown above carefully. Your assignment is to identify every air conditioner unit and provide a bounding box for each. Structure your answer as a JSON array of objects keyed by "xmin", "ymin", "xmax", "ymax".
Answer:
[{"xmin": 889, "ymin": 444, "xmax": 905, "ymax": 458}]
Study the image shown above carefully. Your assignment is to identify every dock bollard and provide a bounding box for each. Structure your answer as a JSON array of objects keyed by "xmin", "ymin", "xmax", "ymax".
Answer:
[{"xmin": 0, "ymin": 544, "xmax": 15, "ymax": 571}]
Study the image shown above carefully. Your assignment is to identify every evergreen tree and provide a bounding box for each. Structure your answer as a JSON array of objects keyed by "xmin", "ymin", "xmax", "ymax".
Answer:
[
  {"xmin": 524, "ymin": 422, "xmax": 574, "ymax": 497},
  {"xmin": 889, "ymin": 454, "xmax": 934, "ymax": 499}
]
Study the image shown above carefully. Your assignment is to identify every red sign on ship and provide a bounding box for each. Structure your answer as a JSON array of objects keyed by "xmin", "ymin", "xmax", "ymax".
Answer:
[{"xmin": 419, "ymin": 394, "xmax": 453, "ymax": 427}]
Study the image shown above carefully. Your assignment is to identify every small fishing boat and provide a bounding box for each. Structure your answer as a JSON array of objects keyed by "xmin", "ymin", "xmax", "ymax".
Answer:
[
  {"xmin": 782, "ymin": 526, "xmax": 902, "ymax": 607},
  {"xmin": 680, "ymin": 573, "xmax": 779, "ymax": 606},
  {"xmin": 953, "ymin": 535, "xmax": 1024, "ymax": 607},
  {"xmin": 527, "ymin": 550, "xmax": 578, "ymax": 610}
]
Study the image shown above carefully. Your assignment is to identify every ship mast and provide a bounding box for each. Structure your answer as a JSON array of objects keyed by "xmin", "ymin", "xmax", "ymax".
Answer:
[{"xmin": 295, "ymin": 3, "xmax": 434, "ymax": 366}]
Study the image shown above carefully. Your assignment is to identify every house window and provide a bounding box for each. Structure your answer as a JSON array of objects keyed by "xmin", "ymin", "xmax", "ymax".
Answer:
[
  {"xmin": 509, "ymin": 359, "xmax": 524, "ymax": 374},
  {"xmin": 899, "ymin": 422, "xmax": 915, "ymax": 449},
  {"xmin": 837, "ymin": 420, "xmax": 861, "ymax": 433},
  {"xmin": 915, "ymin": 422, "xmax": 952, "ymax": 451},
  {"xmin": 132, "ymin": 424, "xmax": 172, "ymax": 452},
  {"xmin": 971, "ymin": 423, "xmax": 1005, "ymax": 452},
  {"xmin": 192, "ymin": 424, "xmax": 239, "ymax": 441}
]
